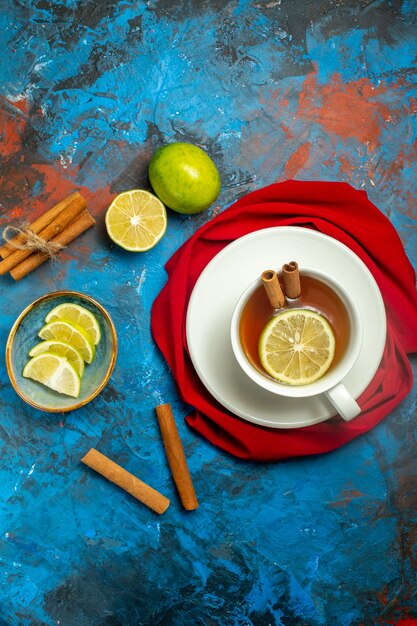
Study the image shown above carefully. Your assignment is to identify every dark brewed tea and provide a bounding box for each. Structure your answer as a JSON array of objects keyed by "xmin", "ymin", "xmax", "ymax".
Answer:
[{"xmin": 239, "ymin": 274, "xmax": 351, "ymax": 377}]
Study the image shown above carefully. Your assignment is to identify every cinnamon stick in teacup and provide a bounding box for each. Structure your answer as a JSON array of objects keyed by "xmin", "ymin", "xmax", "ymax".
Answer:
[
  {"xmin": 155, "ymin": 403, "xmax": 198, "ymax": 511},
  {"xmin": 261, "ymin": 269, "xmax": 285, "ymax": 309},
  {"xmin": 81, "ymin": 448, "xmax": 170, "ymax": 515},
  {"xmin": 282, "ymin": 261, "xmax": 301, "ymax": 299}
]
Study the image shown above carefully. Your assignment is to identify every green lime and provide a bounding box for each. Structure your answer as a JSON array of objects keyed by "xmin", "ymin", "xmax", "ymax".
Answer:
[{"xmin": 149, "ymin": 142, "xmax": 220, "ymax": 214}]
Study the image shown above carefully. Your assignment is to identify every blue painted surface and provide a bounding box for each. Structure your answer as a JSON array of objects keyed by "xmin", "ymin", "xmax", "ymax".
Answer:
[{"xmin": 0, "ymin": 1, "xmax": 416, "ymax": 625}]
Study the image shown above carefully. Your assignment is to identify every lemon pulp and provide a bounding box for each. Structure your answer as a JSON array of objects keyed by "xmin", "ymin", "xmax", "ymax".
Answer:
[
  {"xmin": 38, "ymin": 320, "xmax": 95, "ymax": 364},
  {"xmin": 105, "ymin": 189, "xmax": 167, "ymax": 252},
  {"xmin": 29, "ymin": 340, "xmax": 85, "ymax": 378},
  {"xmin": 45, "ymin": 303, "xmax": 101, "ymax": 345},
  {"xmin": 258, "ymin": 308, "xmax": 335, "ymax": 385}
]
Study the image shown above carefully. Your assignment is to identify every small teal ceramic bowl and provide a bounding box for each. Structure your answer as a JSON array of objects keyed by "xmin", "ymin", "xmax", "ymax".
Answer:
[{"xmin": 6, "ymin": 291, "xmax": 118, "ymax": 412}]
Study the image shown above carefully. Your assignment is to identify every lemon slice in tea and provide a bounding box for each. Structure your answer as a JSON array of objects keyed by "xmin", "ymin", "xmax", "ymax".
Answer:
[
  {"xmin": 105, "ymin": 189, "xmax": 167, "ymax": 252},
  {"xmin": 23, "ymin": 353, "xmax": 81, "ymax": 398},
  {"xmin": 258, "ymin": 309, "xmax": 335, "ymax": 385},
  {"xmin": 29, "ymin": 340, "xmax": 85, "ymax": 378},
  {"xmin": 45, "ymin": 303, "xmax": 101, "ymax": 345},
  {"xmin": 38, "ymin": 320, "xmax": 95, "ymax": 364}
]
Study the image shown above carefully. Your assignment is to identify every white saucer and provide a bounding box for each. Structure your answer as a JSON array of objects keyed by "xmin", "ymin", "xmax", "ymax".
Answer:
[{"xmin": 186, "ymin": 227, "xmax": 387, "ymax": 429}]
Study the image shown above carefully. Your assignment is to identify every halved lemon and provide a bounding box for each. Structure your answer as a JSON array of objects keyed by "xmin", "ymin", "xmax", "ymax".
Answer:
[
  {"xmin": 38, "ymin": 320, "xmax": 95, "ymax": 364},
  {"xmin": 105, "ymin": 189, "xmax": 167, "ymax": 252},
  {"xmin": 258, "ymin": 308, "xmax": 335, "ymax": 385},
  {"xmin": 23, "ymin": 353, "xmax": 81, "ymax": 398},
  {"xmin": 45, "ymin": 303, "xmax": 101, "ymax": 345},
  {"xmin": 29, "ymin": 340, "xmax": 85, "ymax": 378}
]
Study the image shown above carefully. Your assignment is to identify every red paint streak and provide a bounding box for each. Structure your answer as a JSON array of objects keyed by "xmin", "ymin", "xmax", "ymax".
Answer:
[
  {"xmin": 33, "ymin": 164, "xmax": 115, "ymax": 217},
  {"xmin": 377, "ymin": 586, "xmax": 389, "ymax": 608},
  {"xmin": 281, "ymin": 124, "xmax": 293, "ymax": 140},
  {"xmin": 328, "ymin": 488, "xmax": 365, "ymax": 509},
  {"xmin": 337, "ymin": 154, "xmax": 356, "ymax": 178},
  {"xmin": 383, "ymin": 138, "xmax": 417, "ymax": 218},
  {"xmin": 384, "ymin": 150, "xmax": 407, "ymax": 182},
  {"xmin": 0, "ymin": 159, "xmax": 114, "ymax": 238},
  {"xmin": 284, "ymin": 142, "xmax": 311, "ymax": 179},
  {"xmin": 377, "ymin": 609, "xmax": 417, "ymax": 626},
  {"xmin": 0, "ymin": 98, "xmax": 28, "ymax": 158},
  {"xmin": 8, "ymin": 98, "xmax": 29, "ymax": 114},
  {"xmin": 297, "ymin": 72, "xmax": 391, "ymax": 146},
  {"xmin": 0, "ymin": 98, "xmax": 115, "ymax": 223},
  {"xmin": 404, "ymin": 190, "xmax": 416, "ymax": 220},
  {"xmin": 259, "ymin": 86, "xmax": 292, "ymax": 121},
  {"xmin": 373, "ymin": 596, "xmax": 417, "ymax": 625}
]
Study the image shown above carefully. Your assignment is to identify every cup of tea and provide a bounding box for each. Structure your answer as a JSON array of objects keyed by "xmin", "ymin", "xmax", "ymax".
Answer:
[{"xmin": 230, "ymin": 267, "xmax": 363, "ymax": 421}]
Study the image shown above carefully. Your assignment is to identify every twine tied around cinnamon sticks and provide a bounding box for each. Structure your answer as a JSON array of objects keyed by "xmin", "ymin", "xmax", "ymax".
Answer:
[
  {"xmin": 2, "ymin": 222, "xmax": 65, "ymax": 257},
  {"xmin": 0, "ymin": 192, "xmax": 96, "ymax": 281}
]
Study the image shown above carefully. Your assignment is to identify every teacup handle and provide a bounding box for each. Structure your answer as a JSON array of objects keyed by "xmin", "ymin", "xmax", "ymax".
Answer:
[{"xmin": 325, "ymin": 383, "xmax": 361, "ymax": 421}]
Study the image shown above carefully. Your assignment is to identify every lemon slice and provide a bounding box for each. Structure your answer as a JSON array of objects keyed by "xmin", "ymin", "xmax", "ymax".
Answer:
[
  {"xmin": 45, "ymin": 303, "xmax": 101, "ymax": 345},
  {"xmin": 258, "ymin": 309, "xmax": 335, "ymax": 385},
  {"xmin": 23, "ymin": 353, "xmax": 81, "ymax": 398},
  {"xmin": 38, "ymin": 320, "xmax": 95, "ymax": 364},
  {"xmin": 105, "ymin": 189, "xmax": 167, "ymax": 252},
  {"xmin": 29, "ymin": 340, "xmax": 85, "ymax": 378}
]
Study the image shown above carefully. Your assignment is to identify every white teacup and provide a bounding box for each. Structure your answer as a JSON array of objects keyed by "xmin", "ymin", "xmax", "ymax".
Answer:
[{"xmin": 230, "ymin": 268, "xmax": 363, "ymax": 421}]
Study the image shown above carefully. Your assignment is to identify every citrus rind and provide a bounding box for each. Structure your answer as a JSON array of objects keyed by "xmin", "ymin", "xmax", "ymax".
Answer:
[
  {"xmin": 23, "ymin": 353, "xmax": 81, "ymax": 398},
  {"xmin": 29, "ymin": 339, "xmax": 85, "ymax": 378},
  {"xmin": 45, "ymin": 303, "xmax": 101, "ymax": 345},
  {"xmin": 38, "ymin": 320, "xmax": 95, "ymax": 364}
]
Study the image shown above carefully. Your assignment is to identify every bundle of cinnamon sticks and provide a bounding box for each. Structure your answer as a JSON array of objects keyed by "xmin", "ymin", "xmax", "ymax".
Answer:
[{"xmin": 0, "ymin": 192, "xmax": 95, "ymax": 281}]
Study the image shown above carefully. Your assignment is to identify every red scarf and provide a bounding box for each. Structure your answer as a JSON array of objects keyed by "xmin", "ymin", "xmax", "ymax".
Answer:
[{"xmin": 151, "ymin": 181, "xmax": 417, "ymax": 461}]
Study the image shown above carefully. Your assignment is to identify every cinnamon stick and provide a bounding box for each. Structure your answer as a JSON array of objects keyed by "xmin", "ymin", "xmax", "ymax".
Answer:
[
  {"xmin": 261, "ymin": 269, "xmax": 285, "ymax": 309},
  {"xmin": 282, "ymin": 261, "xmax": 301, "ymax": 299},
  {"xmin": 81, "ymin": 448, "xmax": 170, "ymax": 515},
  {"xmin": 10, "ymin": 210, "xmax": 96, "ymax": 281},
  {"xmin": 0, "ymin": 192, "xmax": 86, "ymax": 259},
  {"xmin": 155, "ymin": 403, "xmax": 198, "ymax": 511},
  {"xmin": 0, "ymin": 196, "xmax": 86, "ymax": 276}
]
